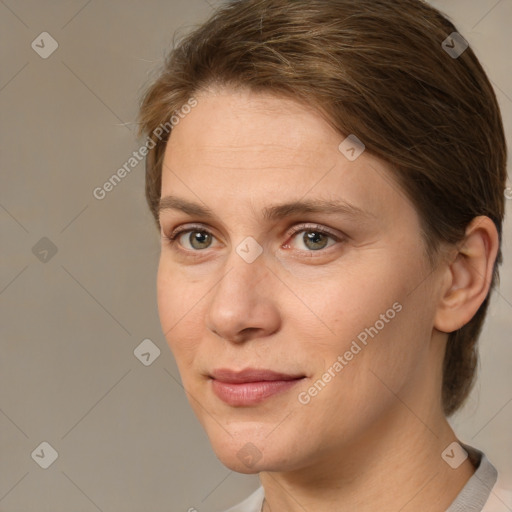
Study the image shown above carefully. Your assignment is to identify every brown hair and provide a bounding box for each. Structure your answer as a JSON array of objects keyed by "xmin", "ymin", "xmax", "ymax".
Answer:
[{"xmin": 137, "ymin": 0, "xmax": 507, "ymax": 416}]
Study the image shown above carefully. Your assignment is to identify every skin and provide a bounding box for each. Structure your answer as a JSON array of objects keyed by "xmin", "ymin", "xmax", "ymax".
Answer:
[{"xmin": 156, "ymin": 86, "xmax": 499, "ymax": 511}]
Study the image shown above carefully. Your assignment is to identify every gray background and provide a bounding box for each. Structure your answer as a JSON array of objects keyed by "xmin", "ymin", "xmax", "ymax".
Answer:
[{"xmin": 0, "ymin": 0, "xmax": 511, "ymax": 510}]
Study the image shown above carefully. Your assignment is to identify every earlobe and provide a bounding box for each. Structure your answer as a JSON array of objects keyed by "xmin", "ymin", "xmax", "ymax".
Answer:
[{"xmin": 434, "ymin": 216, "xmax": 499, "ymax": 334}]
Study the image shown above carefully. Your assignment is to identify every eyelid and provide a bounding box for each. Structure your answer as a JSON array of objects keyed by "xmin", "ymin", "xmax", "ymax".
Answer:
[
  {"xmin": 167, "ymin": 223, "xmax": 213, "ymax": 241},
  {"xmin": 284, "ymin": 223, "xmax": 341, "ymax": 242}
]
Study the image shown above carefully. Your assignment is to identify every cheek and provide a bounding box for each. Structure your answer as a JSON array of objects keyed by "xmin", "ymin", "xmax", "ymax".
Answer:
[
  {"xmin": 288, "ymin": 259, "xmax": 405, "ymax": 351},
  {"xmin": 156, "ymin": 261, "xmax": 203, "ymax": 372},
  {"xmin": 291, "ymin": 251, "xmax": 432, "ymax": 393},
  {"xmin": 156, "ymin": 265, "xmax": 176, "ymax": 342},
  {"xmin": 156, "ymin": 256, "xmax": 199, "ymax": 331},
  {"xmin": 291, "ymin": 301, "xmax": 426, "ymax": 445}
]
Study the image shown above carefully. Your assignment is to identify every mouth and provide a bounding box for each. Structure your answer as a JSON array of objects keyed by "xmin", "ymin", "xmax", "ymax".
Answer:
[{"xmin": 209, "ymin": 368, "xmax": 306, "ymax": 406}]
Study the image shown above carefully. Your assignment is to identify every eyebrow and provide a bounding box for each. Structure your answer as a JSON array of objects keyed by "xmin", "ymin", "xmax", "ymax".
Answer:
[{"xmin": 158, "ymin": 195, "xmax": 376, "ymax": 222}]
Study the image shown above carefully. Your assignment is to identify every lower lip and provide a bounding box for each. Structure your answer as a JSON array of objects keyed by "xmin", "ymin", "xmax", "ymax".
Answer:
[{"xmin": 211, "ymin": 378, "xmax": 304, "ymax": 406}]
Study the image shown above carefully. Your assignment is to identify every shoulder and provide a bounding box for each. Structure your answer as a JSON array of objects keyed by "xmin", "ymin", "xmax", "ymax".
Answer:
[
  {"xmin": 464, "ymin": 444, "xmax": 512, "ymax": 512},
  {"xmin": 482, "ymin": 471, "xmax": 512, "ymax": 512},
  {"xmin": 221, "ymin": 486, "xmax": 265, "ymax": 512}
]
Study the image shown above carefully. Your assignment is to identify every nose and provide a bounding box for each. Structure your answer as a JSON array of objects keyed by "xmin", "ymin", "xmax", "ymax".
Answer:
[{"xmin": 205, "ymin": 247, "xmax": 281, "ymax": 344}]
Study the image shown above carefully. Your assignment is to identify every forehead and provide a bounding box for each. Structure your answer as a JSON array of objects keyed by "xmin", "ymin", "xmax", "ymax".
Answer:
[
  {"xmin": 160, "ymin": 88, "xmax": 412, "ymax": 222},
  {"xmin": 167, "ymin": 89, "xmax": 338, "ymax": 166}
]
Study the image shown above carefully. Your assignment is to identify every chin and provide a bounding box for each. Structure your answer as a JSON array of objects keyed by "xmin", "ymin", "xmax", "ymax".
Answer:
[
  {"xmin": 219, "ymin": 456, "xmax": 264, "ymax": 474},
  {"xmin": 209, "ymin": 433, "xmax": 302, "ymax": 474}
]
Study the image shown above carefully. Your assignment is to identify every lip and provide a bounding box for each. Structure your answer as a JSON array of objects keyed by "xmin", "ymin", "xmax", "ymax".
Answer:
[
  {"xmin": 210, "ymin": 368, "xmax": 306, "ymax": 406},
  {"xmin": 210, "ymin": 368, "xmax": 305, "ymax": 383}
]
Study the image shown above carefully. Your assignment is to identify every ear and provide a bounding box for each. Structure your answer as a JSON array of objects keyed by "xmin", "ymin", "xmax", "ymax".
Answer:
[{"xmin": 434, "ymin": 216, "xmax": 499, "ymax": 333}]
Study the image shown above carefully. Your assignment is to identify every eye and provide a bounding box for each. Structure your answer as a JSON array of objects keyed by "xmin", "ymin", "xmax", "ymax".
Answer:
[
  {"xmin": 284, "ymin": 224, "xmax": 341, "ymax": 252},
  {"xmin": 162, "ymin": 223, "xmax": 342, "ymax": 254},
  {"xmin": 163, "ymin": 225, "xmax": 219, "ymax": 251}
]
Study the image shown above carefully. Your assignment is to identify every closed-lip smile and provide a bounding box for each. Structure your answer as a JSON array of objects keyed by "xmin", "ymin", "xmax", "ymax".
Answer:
[{"xmin": 209, "ymin": 368, "xmax": 306, "ymax": 406}]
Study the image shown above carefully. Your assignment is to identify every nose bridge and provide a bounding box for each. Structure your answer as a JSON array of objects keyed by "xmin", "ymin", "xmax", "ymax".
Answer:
[
  {"xmin": 215, "ymin": 237, "xmax": 268, "ymax": 304},
  {"xmin": 205, "ymin": 238, "xmax": 275, "ymax": 341}
]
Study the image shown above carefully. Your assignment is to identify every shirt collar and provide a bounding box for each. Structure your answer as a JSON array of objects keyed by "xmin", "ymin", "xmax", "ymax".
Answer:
[{"xmin": 446, "ymin": 443, "xmax": 498, "ymax": 511}]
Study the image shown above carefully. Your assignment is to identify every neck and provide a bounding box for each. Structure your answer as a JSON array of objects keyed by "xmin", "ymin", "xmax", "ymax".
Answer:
[{"xmin": 259, "ymin": 399, "xmax": 475, "ymax": 511}]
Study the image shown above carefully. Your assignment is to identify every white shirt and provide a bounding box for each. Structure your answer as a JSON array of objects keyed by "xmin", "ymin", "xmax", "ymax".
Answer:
[{"xmin": 222, "ymin": 444, "xmax": 512, "ymax": 512}]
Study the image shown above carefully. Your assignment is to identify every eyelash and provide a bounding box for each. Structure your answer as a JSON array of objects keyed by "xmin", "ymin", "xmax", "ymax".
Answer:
[{"xmin": 161, "ymin": 223, "xmax": 343, "ymax": 255}]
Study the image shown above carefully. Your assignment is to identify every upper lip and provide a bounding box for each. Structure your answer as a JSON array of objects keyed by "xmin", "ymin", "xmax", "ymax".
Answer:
[{"xmin": 210, "ymin": 368, "xmax": 305, "ymax": 383}]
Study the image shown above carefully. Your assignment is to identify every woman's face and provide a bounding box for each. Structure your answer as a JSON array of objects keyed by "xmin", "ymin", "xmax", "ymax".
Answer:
[{"xmin": 157, "ymin": 87, "xmax": 445, "ymax": 473}]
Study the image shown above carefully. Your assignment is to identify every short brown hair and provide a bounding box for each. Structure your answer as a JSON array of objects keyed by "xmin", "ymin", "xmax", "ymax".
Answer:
[{"xmin": 137, "ymin": 0, "xmax": 507, "ymax": 416}]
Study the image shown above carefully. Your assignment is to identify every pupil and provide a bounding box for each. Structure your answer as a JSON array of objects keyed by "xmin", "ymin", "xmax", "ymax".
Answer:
[
  {"xmin": 191, "ymin": 231, "xmax": 210, "ymax": 248},
  {"xmin": 305, "ymin": 231, "xmax": 327, "ymax": 250}
]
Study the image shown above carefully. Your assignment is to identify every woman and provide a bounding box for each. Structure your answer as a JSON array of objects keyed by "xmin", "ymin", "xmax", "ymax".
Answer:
[{"xmin": 137, "ymin": 0, "xmax": 510, "ymax": 510}]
